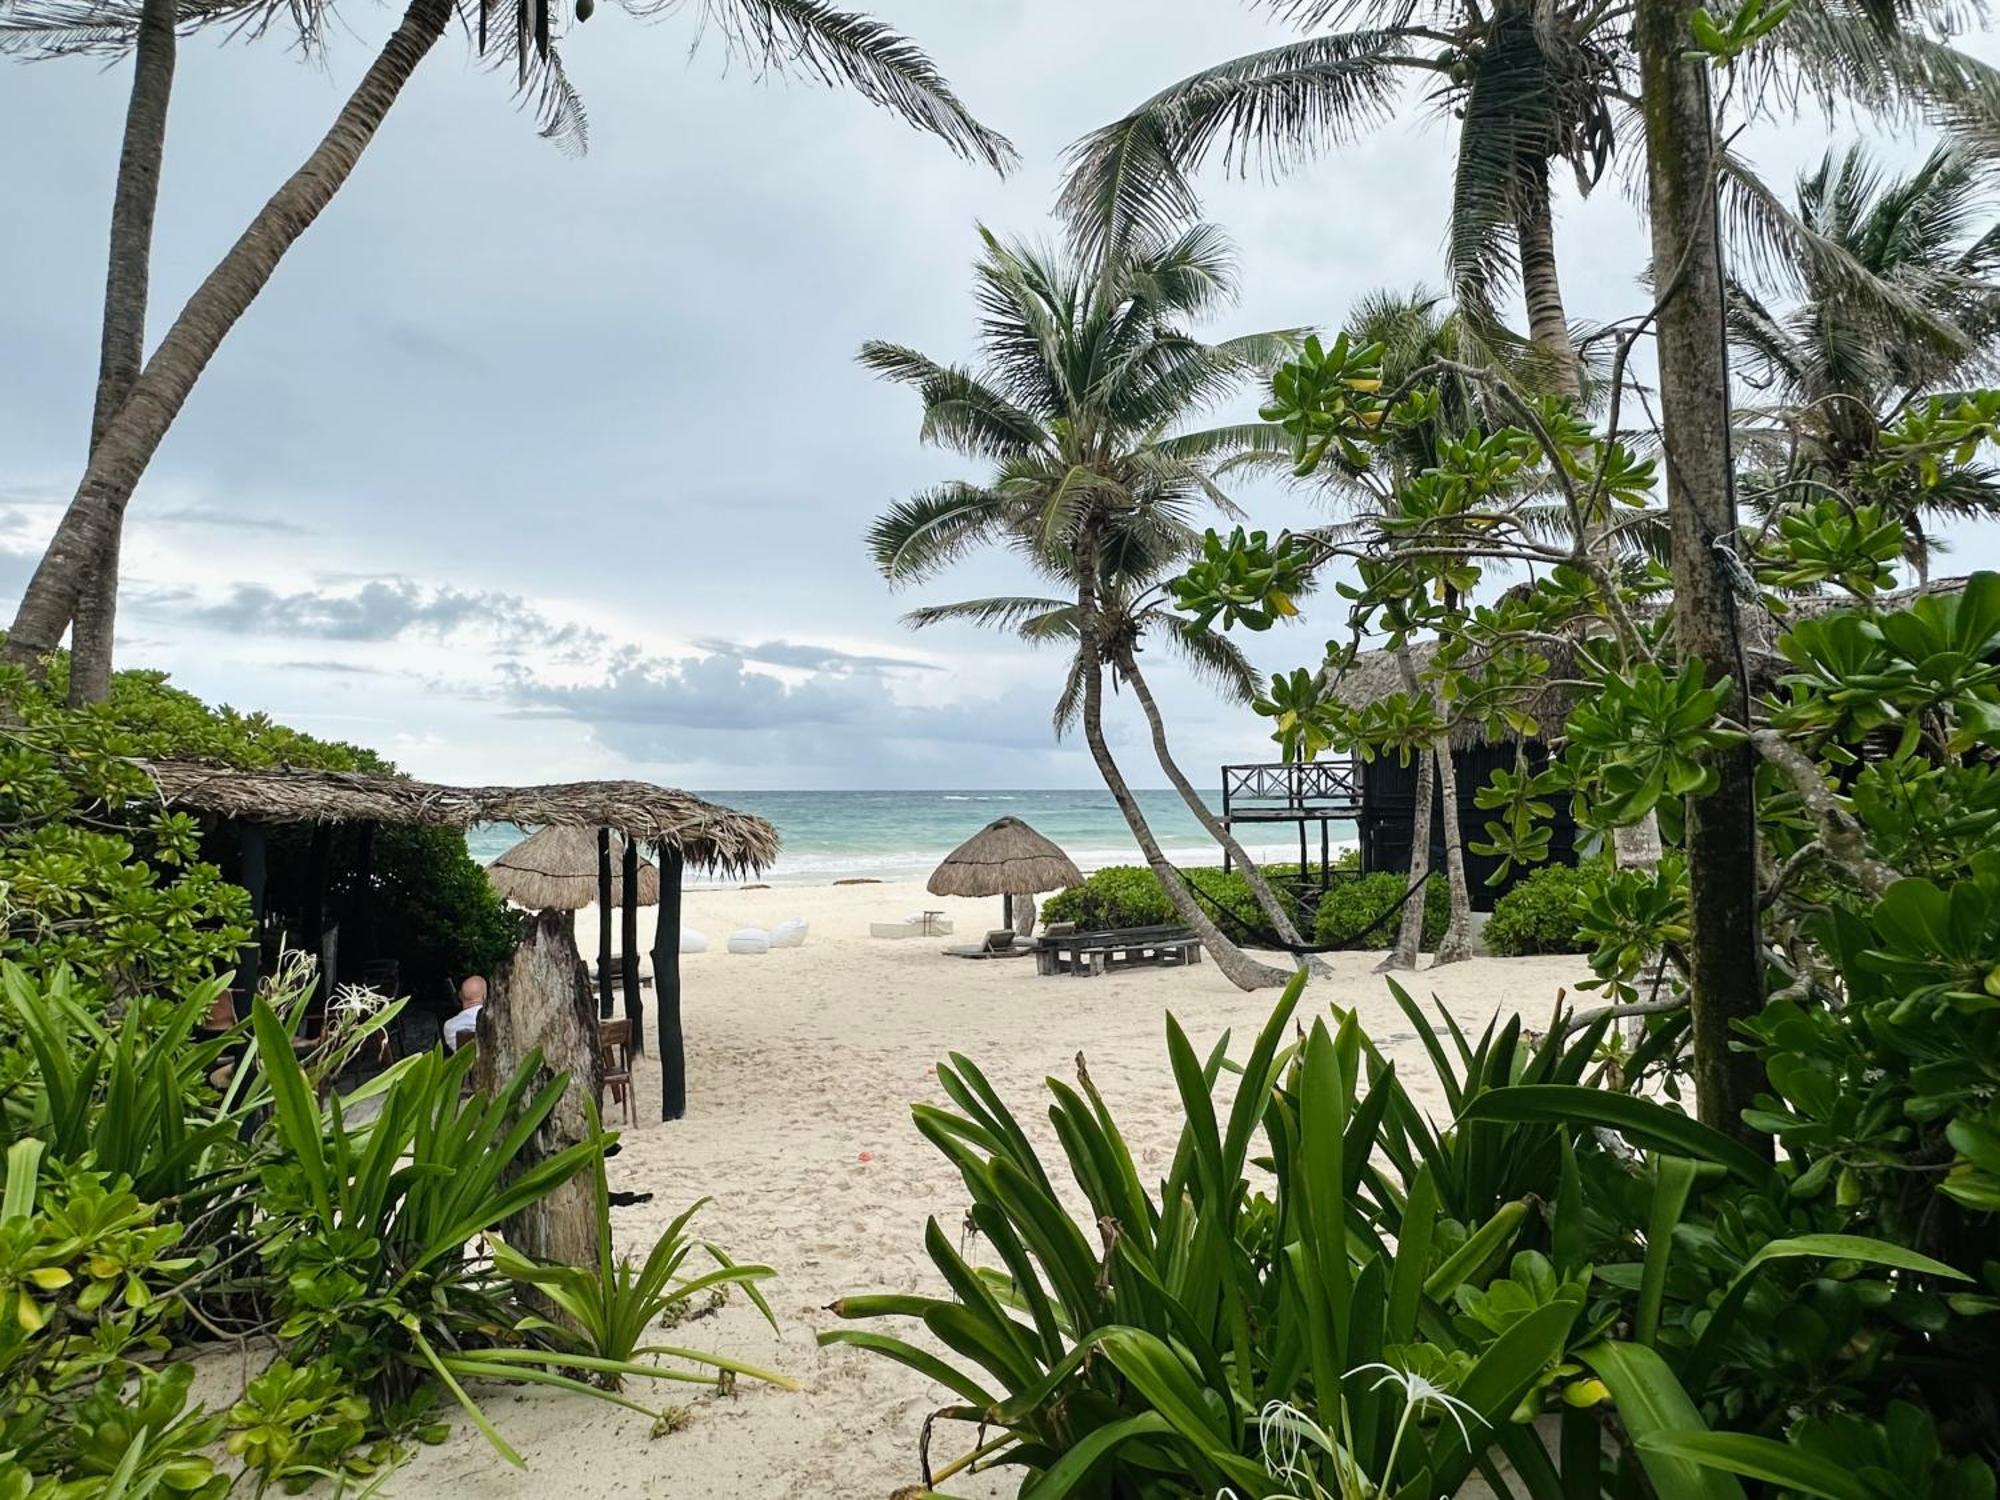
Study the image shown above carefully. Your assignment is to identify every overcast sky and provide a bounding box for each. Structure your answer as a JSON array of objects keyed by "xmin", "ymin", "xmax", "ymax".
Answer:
[{"xmin": 4, "ymin": 1, "xmax": 1997, "ymax": 789}]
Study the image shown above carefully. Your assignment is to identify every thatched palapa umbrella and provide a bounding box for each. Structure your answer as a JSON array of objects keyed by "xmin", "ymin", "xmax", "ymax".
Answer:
[
  {"xmin": 486, "ymin": 825, "xmax": 660, "ymax": 911},
  {"xmin": 928, "ymin": 816, "xmax": 1082, "ymax": 936}
]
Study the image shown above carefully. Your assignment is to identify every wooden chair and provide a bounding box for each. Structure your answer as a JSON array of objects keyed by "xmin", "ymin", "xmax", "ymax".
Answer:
[{"xmin": 599, "ymin": 1018, "xmax": 636, "ymax": 1125}]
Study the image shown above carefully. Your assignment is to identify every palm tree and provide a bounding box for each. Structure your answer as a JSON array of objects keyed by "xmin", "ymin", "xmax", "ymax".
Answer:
[
  {"xmin": 898, "ymin": 522, "xmax": 1333, "ymax": 974},
  {"xmin": 865, "ymin": 225, "xmax": 1305, "ymax": 991},
  {"xmin": 1730, "ymin": 142, "xmax": 2000, "ymax": 582},
  {"xmin": 1309, "ymin": 289, "xmax": 1494, "ymax": 965},
  {"xmin": 1, "ymin": 0, "xmax": 1016, "ymax": 702},
  {"xmin": 1056, "ymin": 0, "xmax": 2000, "ymax": 403}
]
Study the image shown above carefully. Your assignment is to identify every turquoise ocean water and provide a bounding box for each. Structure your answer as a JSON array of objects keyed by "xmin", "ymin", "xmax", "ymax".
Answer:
[{"xmin": 464, "ymin": 789, "xmax": 1357, "ymax": 886}]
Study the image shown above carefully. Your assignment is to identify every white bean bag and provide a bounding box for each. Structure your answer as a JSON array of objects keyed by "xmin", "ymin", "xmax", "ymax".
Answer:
[
  {"xmin": 726, "ymin": 928, "xmax": 771, "ymax": 956},
  {"xmin": 770, "ymin": 918, "xmax": 809, "ymax": 949},
  {"xmin": 679, "ymin": 928, "xmax": 709, "ymax": 955}
]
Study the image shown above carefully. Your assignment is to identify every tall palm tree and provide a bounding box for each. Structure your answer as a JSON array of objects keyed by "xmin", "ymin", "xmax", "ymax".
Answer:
[
  {"xmin": 1731, "ymin": 142, "xmax": 2000, "ymax": 582},
  {"xmin": 1, "ymin": 0, "xmax": 1016, "ymax": 701},
  {"xmin": 865, "ymin": 225, "xmax": 1304, "ymax": 991},
  {"xmin": 1056, "ymin": 0, "xmax": 2000, "ymax": 403}
]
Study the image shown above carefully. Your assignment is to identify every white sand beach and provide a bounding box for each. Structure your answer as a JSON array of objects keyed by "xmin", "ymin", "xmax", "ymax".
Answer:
[{"xmin": 373, "ymin": 880, "xmax": 1591, "ymax": 1499}]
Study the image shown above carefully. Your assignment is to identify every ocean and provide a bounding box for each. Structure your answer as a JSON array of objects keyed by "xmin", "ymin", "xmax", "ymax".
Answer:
[{"xmin": 463, "ymin": 789, "xmax": 1358, "ymax": 886}]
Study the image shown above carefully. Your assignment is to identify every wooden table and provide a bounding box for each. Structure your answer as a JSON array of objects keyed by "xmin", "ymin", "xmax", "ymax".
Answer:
[{"xmin": 1034, "ymin": 925, "xmax": 1204, "ymax": 977}]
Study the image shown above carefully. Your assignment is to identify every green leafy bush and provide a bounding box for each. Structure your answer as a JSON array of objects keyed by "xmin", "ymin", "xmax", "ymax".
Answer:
[
  {"xmin": 1313, "ymin": 870, "xmax": 1446, "ymax": 949},
  {"xmin": 1040, "ymin": 865, "xmax": 1176, "ymax": 930},
  {"xmin": 1485, "ymin": 859, "xmax": 1598, "ymax": 956},
  {"xmin": 1040, "ymin": 863, "xmax": 1309, "ymax": 942},
  {"xmin": 827, "ymin": 975, "xmax": 1595, "ymax": 1496}
]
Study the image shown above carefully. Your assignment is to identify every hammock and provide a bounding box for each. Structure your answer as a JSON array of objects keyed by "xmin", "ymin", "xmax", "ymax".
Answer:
[{"xmin": 1172, "ymin": 865, "xmax": 1435, "ymax": 955}]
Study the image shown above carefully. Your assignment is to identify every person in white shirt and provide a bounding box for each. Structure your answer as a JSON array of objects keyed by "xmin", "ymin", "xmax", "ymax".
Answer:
[{"xmin": 441, "ymin": 975, "xmax": 486, "ymax": 1052}]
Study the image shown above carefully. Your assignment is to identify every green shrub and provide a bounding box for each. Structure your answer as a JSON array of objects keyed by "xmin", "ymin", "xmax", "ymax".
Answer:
[
  {"xmin": 1485, "ymin": 860, "xmax": 1598, "ymax": 956},
  {"xmin": 1039, "ymin": 864, "xmax": 1306, "ymax": 942},
  {"xmin": 1313, "ymin": 871, "xmax": 1446, "ymax": 950},
  {"xmin": 1040, "ymin": 866, "xmax": 1175, "ymax": 931}
]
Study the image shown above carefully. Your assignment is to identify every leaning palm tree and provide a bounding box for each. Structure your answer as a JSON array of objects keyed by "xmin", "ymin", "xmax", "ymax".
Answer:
[
  {"xmin": 1731, "ymin": 142, "xmax": 2000, "ymax": 582},
  {"xmin": 1, "ymin": 0, "xmax": 1016, "ymax": 702},
  {"xmin": 897, "ymin": 518, "xmax": 1334, "ymax": 978},
  {"xmin": 1057, "ymin": 0, "xmax": 2000, "ymax": 404},
  {"xmin": 865, "ymin": 224, "xmax": 1305, "ymax": 991}
]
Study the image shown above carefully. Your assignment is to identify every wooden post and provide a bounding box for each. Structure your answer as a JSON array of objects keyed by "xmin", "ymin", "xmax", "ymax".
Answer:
[
  {"xmin": 620, "ymin": 838, "xmax": 643, "ymax": 1054},
  {"xmin": 234, "ymin": 821, "xmax": 268, "ymax": 1019},
  {"xmin": 1003, "ymin": 892, "xmax": 1014, "ymax": 930},
  {"xmin": 595, "ymin": 828, "xmax": 614, "ymax": 1019},
  {"xmin": 301, "ymin": 823, "xmax": 330, "ymax": 990},
  {"xmin": 474, "ymin": 909, "xmax": 603, "ymax": 1269},
  {"xmin": 348, "ymin": 821, "xmax": 375, "ymax": 985},
  {"xmin": 652, "ymin": 843, "xmax": 686, "ymax": 1121}
]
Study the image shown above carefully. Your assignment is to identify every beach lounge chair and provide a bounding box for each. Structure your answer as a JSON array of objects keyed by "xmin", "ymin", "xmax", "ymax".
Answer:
[{"xmin": 942, "ymin": 928, "xmax": 1033, "ymax": 960}]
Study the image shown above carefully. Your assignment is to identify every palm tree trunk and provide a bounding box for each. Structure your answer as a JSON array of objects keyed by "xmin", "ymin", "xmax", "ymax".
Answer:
[
  {"xmin": 1638, "ymin": 0, "xmax": 1767, "ymax": 1144},
  {"xmin": 1116, "ymin": 645, "xmax": 1326, "ymax": 976},
  {"xmin": 1379, "ymin": 736, "xmax": 1435, "ymax": 973},
  {"xmin": 1517, "ymin": 162, "xmax": 1582, "ymax": 403},
  {"xmin": 3, "ymin": 0, "xmax": 453, "ymax": 678},
  {"xmin": 66, "ymin": 0, "xmax": 178, "ymax": 706},
  {"xmin": 1429, "ymin": 740, "xmax": 1477, "ymax": 964},
  {"xmin": 1523, "ymin": 158, "xmax": 1666, "ymax": 875},
  {"xmin": 1076, "ymin": 530, "xmax": 1289, "ymax": 992}
]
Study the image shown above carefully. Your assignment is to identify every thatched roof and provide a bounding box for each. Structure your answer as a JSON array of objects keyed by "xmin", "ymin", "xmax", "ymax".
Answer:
[
  {"xmin": 486, "ymin": 825, "xmax": 661, "ymax": 911},
  {"xmin": 138, "ymin": 761, "xmax": 778, "ymax": 877},
  {"xmin": 1332, "ymin": 642, "xmax": 1583, "ymax": 749},
  {"xmin": 928, "ymin": 817, "xmax": 1082, "ymax": 898}
]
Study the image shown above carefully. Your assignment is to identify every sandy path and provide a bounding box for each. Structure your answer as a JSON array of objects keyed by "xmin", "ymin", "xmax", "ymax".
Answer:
[{"xmin": 371, "ymin": 881, "xmax": 1589, "ymax": 1499}]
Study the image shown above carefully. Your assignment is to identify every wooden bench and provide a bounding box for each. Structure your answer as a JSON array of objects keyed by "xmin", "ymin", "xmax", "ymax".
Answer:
[{"xmin": 1034, "ymin": 924, "xmax": 1203, "ymax": 977}]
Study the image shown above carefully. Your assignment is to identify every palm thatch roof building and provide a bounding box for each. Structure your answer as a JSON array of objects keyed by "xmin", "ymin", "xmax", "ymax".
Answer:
[{"xmin": 140, "ymin": 760, "xmax": 778, "ymax": 1120}]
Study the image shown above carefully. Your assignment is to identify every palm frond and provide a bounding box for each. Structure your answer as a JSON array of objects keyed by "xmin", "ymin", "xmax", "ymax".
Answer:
[
  {"xmin": 0, "ymin": 0, "xmax": 321, "ymax": 55},
  {"xmin": 1159, "ymin": 616, "xmax": 1261, "ymax": 704},
  {"xmin": 1057, "ymin": 31, "xmax": 1413, "ymax": 268},
  {"xmin": 901, "ymin": 595, "xmax": 1074, "ymax": 635},
  {"xmin": 638, "ymin": 0, "xmax": 1017, "ymax": 172},
  {"xmin": 865, "ymin": 483, "xmax": 1009, "ymax": 584}
]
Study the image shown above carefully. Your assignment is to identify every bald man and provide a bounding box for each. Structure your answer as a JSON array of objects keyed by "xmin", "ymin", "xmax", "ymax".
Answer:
[{"xmin": 441, "ymin": 975, "xmax": 487, "ymax": 1053}]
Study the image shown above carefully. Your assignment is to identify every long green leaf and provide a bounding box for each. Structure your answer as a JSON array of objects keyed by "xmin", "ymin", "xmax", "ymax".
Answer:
[
  {"xmin": 1682, "ymin": 1233, "xmax": 1968, "ymax": 1384},
  {"xmin": 1579, "ymin": 1342, "xmax": 1745, "ymax": 1500},
  {"xmin": 250, "ymin": 997, "xmax": 333, "ymax": 1227},
  {"xmin": 1637, "ymin": 1156, "xmax": 1699, "ymax": 1346},
  {"xmin": 1456, "ymin": 1086, "xmax": 1775, "ymax": 1186},
  {"xmin": 1639, "ymin": 1432, "xmax": 1894, "ymax": 1500}
]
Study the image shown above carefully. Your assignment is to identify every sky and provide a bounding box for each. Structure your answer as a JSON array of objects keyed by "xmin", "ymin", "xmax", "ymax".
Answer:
[{"xmin": 4, "ymin": 0, "xmax": 1997, "ymax": 790}]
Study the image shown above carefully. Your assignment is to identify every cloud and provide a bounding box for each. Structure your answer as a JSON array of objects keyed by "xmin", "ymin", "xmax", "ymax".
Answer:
[
  {"xmin": 185, "ymin": 579, "xmax": 605, "ymax": 655},
  {"xmin": 496, "ymin": 650, "xmax": 1064, "ymax": 770},
  {"xmin": 155, "ymin": 505, "xmax": 313, "ymax": 535},
  {"xmin": 690, "ymin": 636, "xmax": 939, "ymax": 673},
  {"xmin": 277, "ymin": 659, "xmax": 388, "ymax": 675}
]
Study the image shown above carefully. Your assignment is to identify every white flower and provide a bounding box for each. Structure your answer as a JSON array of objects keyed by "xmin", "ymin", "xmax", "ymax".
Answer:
[
  {"xmin": 330, "ymin": 982, "xmax": 389, "ymax": 1025},
  {"xmin": 1344, "ymin": 1362, "xmax": 1488, "ymax": 1447}
]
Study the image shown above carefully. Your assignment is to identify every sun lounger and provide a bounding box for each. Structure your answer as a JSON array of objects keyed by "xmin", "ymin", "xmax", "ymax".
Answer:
[{"xmin": 942, "ymin": 929, "xmax": 1035, "ymax": 959}]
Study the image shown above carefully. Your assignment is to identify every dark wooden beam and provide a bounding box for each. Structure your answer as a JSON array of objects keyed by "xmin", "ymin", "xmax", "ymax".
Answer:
[
  {"xmin": 302, "ymin": 822, "xmax": 330, "ymax": 1003},
  {"xmin": 348, "ymin": 821, "xmax": 375, "ymax": 985},
  {"xmin": 233, "ymin": 820, "xmax": 268, "ymax": 1019},
  {"xmin": 621, "ymin": 837, "xmax": 643, "ymax": 1054},
  {"xmin": 596, "ymin": 827, "xmax": 614, "ymax": 1020},
  {"xmin": 652, "ymin": 843, "xmax": 686, "ymax": 1121}
]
